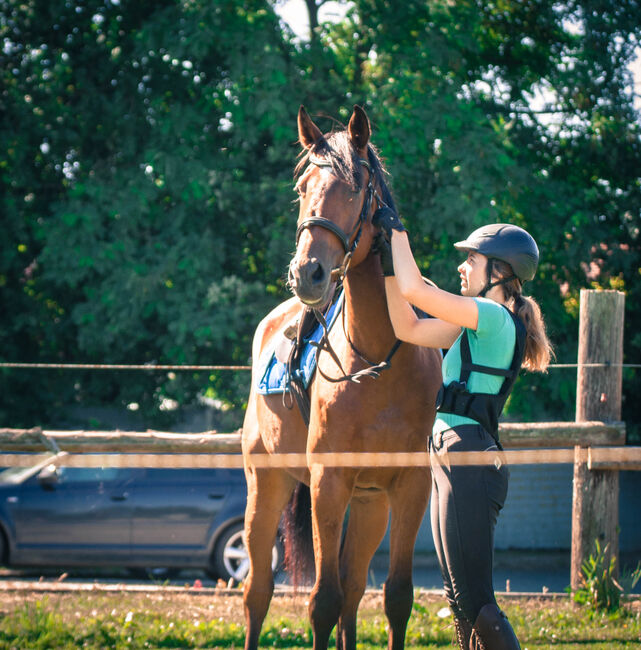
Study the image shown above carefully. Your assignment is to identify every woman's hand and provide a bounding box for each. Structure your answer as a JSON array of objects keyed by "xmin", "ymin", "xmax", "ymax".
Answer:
[
  {"xmin": 372, "ymin": 233, "xmax": 395, "ymax": 276},
  {"xmin": 372, "ymin": 207, "xmax": 406, "ymax": 239}
]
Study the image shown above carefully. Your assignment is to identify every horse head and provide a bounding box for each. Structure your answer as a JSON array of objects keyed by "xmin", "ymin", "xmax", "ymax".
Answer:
[{"xmin": 288, "ymin": 105, "xmax": 383, "ymax": 307}]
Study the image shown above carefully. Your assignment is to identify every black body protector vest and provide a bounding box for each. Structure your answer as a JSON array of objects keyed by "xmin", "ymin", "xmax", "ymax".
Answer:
[{"xmin": 435, "ymin": 308, "xmax": 526, "ymax": 442}]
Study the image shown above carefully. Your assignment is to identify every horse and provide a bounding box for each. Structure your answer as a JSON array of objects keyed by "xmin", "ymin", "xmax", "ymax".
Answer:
[{"xmin": 241, "ymin": 104, "xmax": 442, "ymax": 650}]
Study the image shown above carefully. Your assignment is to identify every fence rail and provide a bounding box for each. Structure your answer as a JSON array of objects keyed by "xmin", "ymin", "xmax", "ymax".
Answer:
[
  {"xmin": 2, "ymin": 446, "xmax": 640, "ymax": 471},
  {"xmin": 1, "ymin": 422, "xmax": 637, "ymax": 471},
  {"xmin": 0, "ymin": 420, "xmax": 627, "ymax": 454},
  {"xmin": 0, "ymin": 362, "xmax": 250, "ymax": 371},
  {"xmin": 1, "ymin": 362, "xmax": 639, "ymax": 370}
]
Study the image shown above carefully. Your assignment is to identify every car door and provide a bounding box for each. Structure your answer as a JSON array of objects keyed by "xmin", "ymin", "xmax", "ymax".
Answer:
[
  {"xmin": 9, "ymin": 464, "xmax": 139, "ymax": 566},
  {"xmin": 129, "ymin": 468, "xmax": 246, "ymax": 566}
]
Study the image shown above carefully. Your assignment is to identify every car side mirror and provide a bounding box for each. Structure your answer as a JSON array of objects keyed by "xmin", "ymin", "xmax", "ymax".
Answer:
[{"xmin": 37, "ymin": 464, "xmax": 60, "ymax": 490}]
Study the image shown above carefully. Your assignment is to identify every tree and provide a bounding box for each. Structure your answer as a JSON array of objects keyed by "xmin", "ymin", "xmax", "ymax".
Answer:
[
  {"xmin": 2, "ymin": 0, "xmax": 639, "ymax": 434},
  {"xmin": 1, "ymin": 0, "xmax": 301, "ymax": 426},
  {"xmin": 322, "ymin": 0, "xmax": 641, "ymax": 426}
]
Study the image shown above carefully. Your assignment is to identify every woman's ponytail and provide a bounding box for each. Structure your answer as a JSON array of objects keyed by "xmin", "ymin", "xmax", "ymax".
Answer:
[
  {"xmin": 492, "ymin": 260, "xmax": 553, "ymax": 372},
  {"xmin": 513, "ymin": 293, "xmax": 553, "ymax": 372}
]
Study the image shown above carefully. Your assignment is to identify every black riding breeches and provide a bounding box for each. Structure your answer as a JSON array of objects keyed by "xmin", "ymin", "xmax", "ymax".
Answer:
[{"xmin": 429, "ymin": 423, "xmax": 509, "ymax": 623}]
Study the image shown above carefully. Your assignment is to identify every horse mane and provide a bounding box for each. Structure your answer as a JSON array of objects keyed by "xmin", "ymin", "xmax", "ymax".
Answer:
[{"xmin": 295, "ymin": 128, "xmax": 397, "ymax": 213}]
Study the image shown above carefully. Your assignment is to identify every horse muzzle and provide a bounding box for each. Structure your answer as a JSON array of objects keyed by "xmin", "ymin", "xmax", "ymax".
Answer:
[{"xmin": 288, "ymin": 256, "xmax": 334, "ymax": 307}]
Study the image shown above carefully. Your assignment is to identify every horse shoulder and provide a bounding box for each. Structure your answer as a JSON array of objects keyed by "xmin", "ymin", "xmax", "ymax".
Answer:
[
  {"xmin": 250, "ymin": 296, "xmax": 303, "ymax": 372},
  {"xmin": 394, "ymin": 343, "xmax": 442, "ymax": 404}
]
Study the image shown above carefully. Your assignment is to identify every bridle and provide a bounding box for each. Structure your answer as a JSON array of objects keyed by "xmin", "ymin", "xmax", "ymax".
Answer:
[
  {"xmin": 295, "ymin": 153, "xmax": 384, "ymax": 282},
  {"xmin": 288, "ymin": 151, "xmax": 402, "ymax": 391}
]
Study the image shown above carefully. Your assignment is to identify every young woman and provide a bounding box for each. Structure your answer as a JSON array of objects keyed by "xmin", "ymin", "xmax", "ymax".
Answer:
[{"xmin": 373, "ymin": 208, "xmax": 553, "ymax": 650}]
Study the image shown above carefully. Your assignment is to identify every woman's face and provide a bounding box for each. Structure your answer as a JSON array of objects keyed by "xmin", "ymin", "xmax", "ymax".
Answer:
[{"xmin": 457, "ymin": 251, "xmax": 488, "ymax": 297}]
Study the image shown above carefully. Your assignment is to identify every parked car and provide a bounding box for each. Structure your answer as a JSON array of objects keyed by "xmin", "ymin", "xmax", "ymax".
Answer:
[{"xmin": 0, "ymin": 455, "xmax": 283, "ymax": 582}]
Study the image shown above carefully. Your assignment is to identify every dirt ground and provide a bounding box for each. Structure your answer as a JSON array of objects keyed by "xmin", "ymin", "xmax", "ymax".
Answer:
[
  {"xmin": 1, "ymin": 584, "xmax": 389, "ymax": 624},
  {"xmin": 1, "ymin": 581, "xmax": 602, "ymax": 625}
]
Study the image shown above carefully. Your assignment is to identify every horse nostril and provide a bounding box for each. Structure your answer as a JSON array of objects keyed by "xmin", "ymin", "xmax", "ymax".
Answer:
[{"xmin": 311, "ymin": 262, "xmax": 324, "ymax": 283}]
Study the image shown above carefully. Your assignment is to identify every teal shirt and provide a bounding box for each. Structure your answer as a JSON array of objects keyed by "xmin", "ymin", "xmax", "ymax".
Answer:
[{"xmin": 434, "ymin": 297, "xmax": 516, "ymax": 432}]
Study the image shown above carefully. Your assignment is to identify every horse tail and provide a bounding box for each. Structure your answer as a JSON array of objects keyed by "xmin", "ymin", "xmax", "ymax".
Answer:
[{"xmin": 281, "ymin": 482, "xmax": 315, "ymax": 586}]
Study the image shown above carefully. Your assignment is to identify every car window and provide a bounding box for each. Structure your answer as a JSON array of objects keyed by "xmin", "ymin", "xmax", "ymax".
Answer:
[
  {"xmin": 55, "ymin": 466, "xmax": 129, "ymax": 483},
  {"xmin": 145, "ymin": 469, "xmax": 217, "ymax": 481},
  {"xmin": 0, "ymin": 454, "xmax": 57, "ymax": 484},
  {"xmin": 143, "ymin": 468, "xmax": 245, "ymax": 483},
  {"xmin": 0, "ymin": 466, "xmax": 34, "ymax": 482}
]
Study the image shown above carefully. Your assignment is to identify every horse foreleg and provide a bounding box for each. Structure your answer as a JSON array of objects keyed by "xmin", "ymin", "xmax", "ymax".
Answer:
[
  {"xmin": 336, "ymin": 491, "xmax": 390, "ymax": 650},
  {"xmin": 385, "ymin": 468, "xmax": 430, "ymax": 650},
  {"xmin": 308, "ymin": 467, "xmax": 355, "ymax": 650},
  {"xmin": 243, "ymin": 466, "xmax": 296, "ymax": 650}
]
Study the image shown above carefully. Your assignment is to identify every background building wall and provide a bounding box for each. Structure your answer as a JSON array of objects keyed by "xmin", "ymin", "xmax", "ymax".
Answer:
[{"xmin": 384, "ymin": 466, "xmax": 641, "ymax": 553}]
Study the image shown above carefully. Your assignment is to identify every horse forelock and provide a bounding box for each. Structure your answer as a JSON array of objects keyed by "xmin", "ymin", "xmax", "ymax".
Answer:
[
  {"xmin": 366, "ymin": 145, "xmax": 396, "ymax": 213},
  {"xmin": 295, "ymin": 129, "xmax": 386, "ymax": 191},
  {"xmin": 294, "ymin": 127, "xmax": 397, "ymax": 226}
]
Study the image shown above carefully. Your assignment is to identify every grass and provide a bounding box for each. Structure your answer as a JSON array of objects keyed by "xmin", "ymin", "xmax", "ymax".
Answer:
[{"xmin": 0, "ymin": 588, "xmax": 639, "ymax": 649}]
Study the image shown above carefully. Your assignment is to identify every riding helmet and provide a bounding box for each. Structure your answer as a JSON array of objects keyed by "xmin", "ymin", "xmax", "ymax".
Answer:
[{"xmin": 454, "ymin": 223, "xmax": 539, "ymax": 282}]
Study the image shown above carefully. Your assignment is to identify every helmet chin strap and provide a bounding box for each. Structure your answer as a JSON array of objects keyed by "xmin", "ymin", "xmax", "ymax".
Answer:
[{"xmin": 478, "ymin": 258, "xmax": 517, "ymax": 298}]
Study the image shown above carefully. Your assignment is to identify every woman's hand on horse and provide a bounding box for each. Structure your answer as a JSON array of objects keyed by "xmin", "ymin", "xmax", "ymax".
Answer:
[
  {"xmin": 372, "ymin": 207, "xmax": 406, "ymax": 239},
  {"xmin": 372, "ymin": 233, "xmax": 395, "ymax": 277}
]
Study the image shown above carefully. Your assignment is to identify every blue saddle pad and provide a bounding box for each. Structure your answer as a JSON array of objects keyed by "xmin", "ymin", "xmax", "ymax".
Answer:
[{"xmin": 257, "ymin": 291, "xmax": 344, "ymax": 395}]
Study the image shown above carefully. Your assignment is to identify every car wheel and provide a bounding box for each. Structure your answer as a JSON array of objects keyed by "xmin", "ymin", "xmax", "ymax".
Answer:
[
  {"xmin": 210, "ymin": 522, "xmax": 283, "ymax": 583},
  {"xmin": 0, "ymin": 528, "xmax": 6, "ymax": 565}
]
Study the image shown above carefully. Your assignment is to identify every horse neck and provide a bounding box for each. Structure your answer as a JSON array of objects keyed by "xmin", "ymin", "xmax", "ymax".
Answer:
[{"xmin": 341, "ymin": 253, "xmax": 397, "ymax": 360}]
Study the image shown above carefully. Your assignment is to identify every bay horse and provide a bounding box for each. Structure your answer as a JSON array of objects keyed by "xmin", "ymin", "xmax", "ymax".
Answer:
[{"xmin": 241, "ymin": 105, "xmax": 442, "ymax": 650}]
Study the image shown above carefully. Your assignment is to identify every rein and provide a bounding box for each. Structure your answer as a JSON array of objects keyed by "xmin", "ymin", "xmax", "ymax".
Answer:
[{"xmin": 310, "ymin": 304, "xmax": 402, "ymax": 384}]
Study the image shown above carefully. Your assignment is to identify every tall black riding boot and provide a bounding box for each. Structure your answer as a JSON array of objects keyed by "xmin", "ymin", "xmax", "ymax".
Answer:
[
  {"xmin": 470, "ymin": 603, "xmax": 521, "ymax": 650},
  {"xmin": 453, "ymin": 617, "xmax": 473, "ymax": 649}
]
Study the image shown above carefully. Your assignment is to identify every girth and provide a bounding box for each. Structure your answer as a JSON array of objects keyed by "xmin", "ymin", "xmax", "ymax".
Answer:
[{"xmin": 435, "ymin": 308, "xmax": 526, "ymax": 440}]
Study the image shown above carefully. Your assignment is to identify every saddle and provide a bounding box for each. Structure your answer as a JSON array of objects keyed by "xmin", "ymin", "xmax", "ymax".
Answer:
[{"xmin": 256, "ymin": 291, "xmax": 345, "ymax": 425}]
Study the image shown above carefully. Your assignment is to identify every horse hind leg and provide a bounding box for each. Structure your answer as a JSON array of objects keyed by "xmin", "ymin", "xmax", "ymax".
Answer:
[
  {"xmin": 336, "ymin": 492, "xmax": 390, "ymax": 650},
  {"xmin": 243, "ymin": 466, "xmax": 296, "ymax": 650},
  {"xmin": 384, "ymin": 468, "xmax": 430, "ymax": 650}
]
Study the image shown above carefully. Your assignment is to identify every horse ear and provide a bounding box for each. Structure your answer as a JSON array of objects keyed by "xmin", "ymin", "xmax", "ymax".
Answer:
[
  {"xmin": 347, "ymin": 105, "xmax": 370, "ymax": 152},
  {"xmin": 298, "ymin": 105, "xmax": 323, "ymax": 150}
]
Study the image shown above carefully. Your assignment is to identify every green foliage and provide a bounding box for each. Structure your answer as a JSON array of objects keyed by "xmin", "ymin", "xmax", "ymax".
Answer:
[
  {"xmin": 332, "ymin": 0, "xmax": 641, "ymax": 427},
  {"xmin": 571, "ymin": 540, "xmax": 641, "ymax": 612},
  {"xmin": 1, "ymin": 0, "xmax": 299, "ymax": 425},
  {"xmin": 2, "ymin": 0, "xmax": 640, "ymax": 429}
]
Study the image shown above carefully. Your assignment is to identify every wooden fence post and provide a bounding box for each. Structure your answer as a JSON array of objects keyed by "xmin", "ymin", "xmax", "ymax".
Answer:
[{"xmin": 571, "ymin": 289, "xmax": 625, "ymax": 591}]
